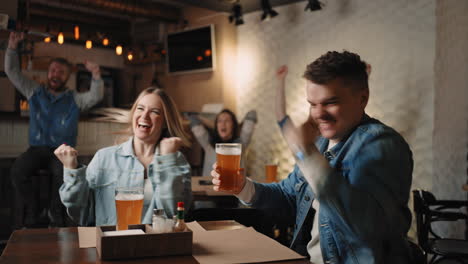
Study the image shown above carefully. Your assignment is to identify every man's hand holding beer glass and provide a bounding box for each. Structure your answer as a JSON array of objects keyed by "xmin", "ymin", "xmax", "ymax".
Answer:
[
  {"xmin": 211, "ymin": 163, "xmax": 246, "ymax": 194},
  {"xmin": 211, "ymin": 143, "xmax": 246, "ymax": 194}
]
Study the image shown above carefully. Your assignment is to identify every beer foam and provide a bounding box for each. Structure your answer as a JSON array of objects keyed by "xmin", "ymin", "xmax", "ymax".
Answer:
[
  {"xmin": 216, "ymin": 147, "xmax": 241, "ymax": 155},
  {"xmin": 115, "ymin": 193, "xmax": 144, "ymax": 201}
]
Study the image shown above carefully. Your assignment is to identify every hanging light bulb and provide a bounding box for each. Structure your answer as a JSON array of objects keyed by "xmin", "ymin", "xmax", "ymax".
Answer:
[
  {"xmin": 74, "ymin": 25, "xmax": 80, "ymax": 40},
  {"xmin": 57, "ymin": 31, "xmax": 64, "ymax": 45},
  {"xmin": 127, "ymin": 52, "xmax": 133, "ymax": 61},
  {"xmin": 102, "ymin": 37, "xmax": 109, "ymax": 46},
  {"xmin": 86, "ymin": 39, "xmax": 92, "ymax": 49},
  {"xmin": 85, "ymin": 33, "xmax": 92, "ymax": 49},
  {"xmin": 44, "ymin": 25, "xmax": 51, "ymax": 43},
  {"xmin": 116, "ymin": 45, "xmax": 123, "ymax": 55}
]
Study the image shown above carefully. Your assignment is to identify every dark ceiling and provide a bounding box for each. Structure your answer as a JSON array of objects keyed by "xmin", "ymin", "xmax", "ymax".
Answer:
[
  {"xmin": 17, "ymin": 0, "xmax": 306, "ymax": 49},
  {"xmin": 160, "ymin": 0, "xmax": 306, "ymax": 13},
  {"xmin": 20, "ymin": 0, "xmax": 181, "ymax": 46}
]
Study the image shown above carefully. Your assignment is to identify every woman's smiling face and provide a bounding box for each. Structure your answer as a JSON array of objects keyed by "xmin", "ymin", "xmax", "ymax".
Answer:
[{"xmin": 132, "ymin": 93, "xmax": 165, "ymax": 144}]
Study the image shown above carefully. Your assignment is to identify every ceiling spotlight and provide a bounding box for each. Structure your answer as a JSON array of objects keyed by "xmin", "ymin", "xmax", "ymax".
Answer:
[
  {"xmin": 261, "ymin": 0, "xmax": 278, "ymax": 21},
  {"xmin": 304, "ymin": 0, "xmax": 323, "ymax": 11},
  {"xmin": 229, "ymin": 3, "xmax": 244, "ymax": 26}
]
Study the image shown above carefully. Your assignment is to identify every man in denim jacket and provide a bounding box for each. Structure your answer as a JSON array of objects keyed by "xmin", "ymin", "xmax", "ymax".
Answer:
[
  {"xmin": 212, "ymin": 51, "xmax": 413, "ymax": 263},
  {"xmin": 5, "ymin": 32, "xmax": 103, "ymax": 227}
]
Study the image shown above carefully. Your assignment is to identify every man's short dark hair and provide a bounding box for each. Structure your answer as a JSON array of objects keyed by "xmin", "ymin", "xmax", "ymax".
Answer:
[
  {"xmin": 49, "ymin": 57, "xmax": 73, "ymax": 72},
  {"xmin": 303, "ymin": 51, "xmax": 368, "ymax": 91}
]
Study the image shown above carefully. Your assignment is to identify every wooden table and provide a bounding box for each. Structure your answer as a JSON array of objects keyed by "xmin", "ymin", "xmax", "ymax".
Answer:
[
  {"xmin": 191, "ymin": 176, "xmax": 239, "ymax": 208},
  {"xmin": 0, "ymin": 227, "xmax": 311, "ymax": 264}
]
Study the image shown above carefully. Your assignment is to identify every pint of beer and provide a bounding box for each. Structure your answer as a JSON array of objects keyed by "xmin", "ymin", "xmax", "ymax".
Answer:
[
  {"xmin": 216, "ymin": 143, "xmax": 242, "ymax": 192},
  {"xmin": 115, "ymin": 187, "xmax": 144, "ymax": 231},
  {"xmin": 265, "ymin": 164, "xmax": 278, "ymax": 183}
]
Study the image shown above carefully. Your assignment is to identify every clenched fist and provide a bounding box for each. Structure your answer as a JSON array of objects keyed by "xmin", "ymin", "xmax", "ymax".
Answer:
[
  {"xmin": 84, "ymin": 60, "xmax": 101, "ymax": 80},
  {"xmin": 160, "ymin": 137, "xmax": 182, "ymax": 155},
  {"xmin": 54, "ymin": 144, "xmax": 79, "ymax": 169},
  {"xmin": 276, "ymin": 65, "xmax": 288, "ymax": 81},
  {"xmin": 8, "ymin": 32, "xmax": 24, "ymax": 50}
]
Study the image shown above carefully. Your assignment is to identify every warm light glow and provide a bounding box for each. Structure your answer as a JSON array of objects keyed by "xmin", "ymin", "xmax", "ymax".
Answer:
[
  {"xmin": 116, "ymin": 45, "xmax": 123, "ymax": 55},
  {"xmin": 161, "ymin": 49, "xmax": 166, "ymax": 55},
  {"xmin": 236, "ymin": 43, "xmax": 258, "ymax": 101},
  {"xmin": 196, "ymin": 55, "xmax": 203, "ymax": 62},
  {"xmin": 44, "ymin": 36, "xmax": 51, "ymax": 43},
  {"xmin": 74, "ymin": 26, "xmax": 80, "ymax": 40},
  {"xmin": 102, "ymin": 37, "xmax": 109, "ymax": 46},
  {"xmin": 127, "ymin": 53, "xmax": 133, "ymax": 61},
  {"xmin": 86, "ymin": 40, "xmax": 92, "ymax": 49},
  {"xmin": 204, "ymin": 49, "xmax": 212, "ymax": 57},
  {"xmin": 57, "ymin": 32, "xmax": 64, "ymax": 45}
]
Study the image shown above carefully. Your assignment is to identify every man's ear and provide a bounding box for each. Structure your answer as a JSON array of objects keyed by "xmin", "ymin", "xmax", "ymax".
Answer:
[{"xmin": 361, "ymin": 89, "xmax": 369, "ymax": 108}]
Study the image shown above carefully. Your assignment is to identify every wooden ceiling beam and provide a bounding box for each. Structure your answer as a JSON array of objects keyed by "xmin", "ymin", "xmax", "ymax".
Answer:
[
  {"xmin": 29, "ymin": 0, "xmax": 181, "ymax": 22},
  {"xmin": 29, "ymin": 3, "xmax": 132, "ymax": 27},
  {"xmin": 28, "ymin": 17, "xmax": 132, "ymax": 45}
]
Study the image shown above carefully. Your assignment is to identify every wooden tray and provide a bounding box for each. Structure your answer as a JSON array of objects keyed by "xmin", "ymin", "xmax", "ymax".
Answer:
[{"xmin": 96, "ymin": 224, "xmax": 192, "ymax": 260}]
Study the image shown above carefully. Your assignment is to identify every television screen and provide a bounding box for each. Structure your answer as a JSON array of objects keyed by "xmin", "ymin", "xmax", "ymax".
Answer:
[{"xmin": 166, "ymin": 25, "xmax": 216, "ymax": 74}]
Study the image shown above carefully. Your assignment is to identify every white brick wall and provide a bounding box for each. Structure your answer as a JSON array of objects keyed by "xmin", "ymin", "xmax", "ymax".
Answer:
[
  {"xmin": 433, "ymin": 0, "xmax": 468, "ymax": 238},
  {"xmin": 236, "ymin": 0, "xmax": 468, "ymax": 240},
  {"xmin": 234, "ymin": 0, "xmax": 468, "ymax": 239},
  {"xmin": 236, "ymin": 0, "xmax": 436, "ymax": 192}
]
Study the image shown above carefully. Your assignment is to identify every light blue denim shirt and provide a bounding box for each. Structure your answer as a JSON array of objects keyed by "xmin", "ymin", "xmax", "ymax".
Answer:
[
  {"xmin": 251, "ymin": 115, "xmax": 414, "ymax": 264},
  {"xmin": 59, "ymin": 137, "xmax": 192, "ymax": 226}
]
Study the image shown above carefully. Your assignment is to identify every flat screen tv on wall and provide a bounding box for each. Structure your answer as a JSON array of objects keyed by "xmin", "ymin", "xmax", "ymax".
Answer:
[{"xmin": 166, "ymin": 24, "xmax": 216, "ymax": 75}]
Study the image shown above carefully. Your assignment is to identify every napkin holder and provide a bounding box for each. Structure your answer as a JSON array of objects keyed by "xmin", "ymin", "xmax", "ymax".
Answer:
[{"xmin": 96, "ymin": 224, "xmax": 192, "ymax": 260}]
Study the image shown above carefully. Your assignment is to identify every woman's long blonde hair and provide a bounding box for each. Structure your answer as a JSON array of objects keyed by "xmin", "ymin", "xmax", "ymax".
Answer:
[{"xmin": 118, "ymin": 87, "xmax": 191, "ymax": 147}]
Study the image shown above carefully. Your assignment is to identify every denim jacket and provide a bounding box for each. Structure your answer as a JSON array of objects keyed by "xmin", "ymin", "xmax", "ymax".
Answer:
[
  {"xmin": 4, "ymin": 49, "xmax": 104, "ymax": 147},
  {"xmin": 251, "ymin": 115, "xmax": 413, "ymax": 264},
  {"xmin": 59, "ymin": 137, "xmax": 192, "ymax": 226}
]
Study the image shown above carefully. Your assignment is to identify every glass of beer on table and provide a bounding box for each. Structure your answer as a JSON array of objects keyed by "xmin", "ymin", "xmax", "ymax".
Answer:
[
  {"xmin": 115, "ymin": 187, "xmax": 144, "ymax": 230},
  {"xmin": 216, "ymin": 143, "xmax": 242, "ymax": 193}
]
